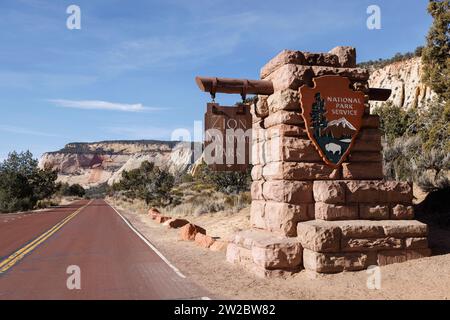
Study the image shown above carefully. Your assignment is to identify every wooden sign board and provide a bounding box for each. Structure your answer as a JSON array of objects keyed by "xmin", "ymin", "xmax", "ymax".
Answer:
[
  {"xmin": 204, "ymin": 103, "xmax": 252, "ymax": 171},
  {"xmin": 299, "ymin": 75, "xmax": 365, "ymax": 168}
]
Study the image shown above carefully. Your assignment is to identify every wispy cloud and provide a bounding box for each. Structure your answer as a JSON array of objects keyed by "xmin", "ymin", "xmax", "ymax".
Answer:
[
  {"xmin": 103, "ymin": 126, "xmax": 175, "ymax": 139},
  {"xmin": 0, "ymin": 125, "xmax": 58, "ymax": 137},
  {"xmin": 48, "ymin": 99, "xmax": 164, "ymax": 113}
]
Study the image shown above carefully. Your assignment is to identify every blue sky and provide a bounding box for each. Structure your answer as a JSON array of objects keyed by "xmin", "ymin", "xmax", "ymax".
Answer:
[{"xmin": 0, "ymin": 0, "xmax": 432, "ymax": 160}]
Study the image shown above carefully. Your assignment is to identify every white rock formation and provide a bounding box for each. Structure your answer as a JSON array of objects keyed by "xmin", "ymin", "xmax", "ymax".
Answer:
[
  {"xmin": 369, "ymin": 57, "xmax": 437, "ymax": 111},
  {"xmin": 39, "ymin": 140, "xmax": 202, "ymax": 188}
]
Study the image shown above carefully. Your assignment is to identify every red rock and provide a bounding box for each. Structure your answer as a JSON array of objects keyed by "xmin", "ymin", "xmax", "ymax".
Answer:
[
  {"xmin": 148, "ymin": 207, "xmax": 161, "ymax": 220},
  {"xmin": 262, "ymin": 180, "xmax": 313, "ymax": 204},
  {"xmin": 149, "ymin": 207, "xmax": 160, "ymax": 214},
  {"xmin": 262, "ymin": 161, "xmax": 337, "ymax": 181},
  {"xmin": 155, "ymin": 216, "xmax": 171, "ymax": 224},
  {"xmin": 179, "ymin": 223, "xmax": 206, "ymax": 241},
  {"xmin": 315, "ymin": 202, "xmax": 358, "ymax": 221},
  {"xmin": 313, "ymin": 181, "xmax": 346, "ymax": 204},
  {"xmin": 263, "ymin": 110, "xmax": 304, "ymax": 128},
  {"xmin": 377, "ymin": 250, "xmax": 407, "ymax": 266},
  {"xmin": 329, "ymin": 46, "xmax": 356, "ymax": 68},
  {"xmin": 342, "ymin": 162, "xmax": 383, "ymax": 180},
  {"xmin": 265, "ymin": 64, "xmax": 313, "ymax": 91},
  {"xmin": 391, "ymin": 204, "xmax": 414, "ymax": 220},
  {"xmin": 359, "ymin": 205, "xmax": 389, "ymax": 220},
  {"xmin": 210, "ymin": 240, "xmax": 228, "ymax": 252},
  {"xmin": 195, "ymin": 233, "xmax": 215, "ymax": 248},
  {"xmin": 406, "ymin": 248, "xmax": 431, "ymax": 260},
  {"xmin": 163, "ymin": 218, "xmax": 189, "ymax": 229},
  {"xmin": 260, "ymin": 50, "xmax": 306, "ymax": 79}
]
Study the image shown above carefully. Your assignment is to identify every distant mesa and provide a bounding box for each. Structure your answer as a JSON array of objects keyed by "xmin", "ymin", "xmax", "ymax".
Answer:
[{"xmin": 322, "ymin": 117, "xmax": 356, "ymax": 140}]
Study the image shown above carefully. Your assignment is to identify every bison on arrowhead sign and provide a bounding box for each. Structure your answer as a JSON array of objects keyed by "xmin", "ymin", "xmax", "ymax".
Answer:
[{"xmin": 299, "ymin": 75, "xmax": 365, "ymax": 168}]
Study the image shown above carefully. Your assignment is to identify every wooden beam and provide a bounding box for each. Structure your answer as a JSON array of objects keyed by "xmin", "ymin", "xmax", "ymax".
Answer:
[
  {"xmin": 195, "ymin": 77, "xmax": 274, "ymax": 96},
  {"xmin": 196, "ymin": 76, "xmax": 392, "ymax": 101}
]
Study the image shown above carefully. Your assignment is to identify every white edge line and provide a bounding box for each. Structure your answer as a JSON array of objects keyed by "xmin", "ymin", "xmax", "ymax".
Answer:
[{"xmin": 106, "ymin": 201, "xmax": 187, "ymax": 279}]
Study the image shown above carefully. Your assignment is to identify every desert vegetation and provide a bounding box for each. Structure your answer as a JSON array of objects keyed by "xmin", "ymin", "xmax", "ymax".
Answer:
[
  {"xmin": 110, "ymin": 160, "xmax": 252, "ymax": 216},
  {"xmin": 0, "ymin": 151, "xmax": 58, "ymax": 213},
  {"xmin": 0, "ymin": 151, "xmax": 88, "ymax": 213}
]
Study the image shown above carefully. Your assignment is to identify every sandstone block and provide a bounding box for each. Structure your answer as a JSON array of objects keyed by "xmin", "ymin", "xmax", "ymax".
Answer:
[
  {"xmin": 265, "ymin": 64, "xmax": 313, "ymax": 91},
  {"xmin": 226, "ymin": 243, "xmax": 240, "ymax": 263},
  {"xmin": 381, "ymin": 220, "xmax": 428, "ymax": 238},
  {"xmin": 163, "ymin": 218, "xmax": 189, "ymax": 229},
  {"xmin": 265, "ymin": 124, "xmax": 307, "ymax": 139},
  {"xmin": 345, "ymin": 180, "xmax": 413, "ymax": 203},
  {"xmin": 254, "ymin": 95, "xmax": 269, "ymax": 118},
  {"xmin": 195, "ymin": 233, "xmax": 215, "ymax": 248},
  {"xmin": 263, "ymin": 162, "xmax": 338, "ymax": 181},
  {"xmin": 297, "ymin": 220, "xmax": 341, "ymax": 253},
  {"xmin": 329, "ymin": 46, "xmax": 356, "ymax": 68},
  {"xmin": 226, "ymin": 243, "xmax": 253, "ymax": 265},
  {"xmin": 315, "ymin": 202, "xmax": 359, "ymax": 220},
  {"xmin": 230, "ymin": 229, "xmax": 303, "ymax": 270},
  {"xmin": 250, "ymin": 200, "xmax": 266, "ymax": 230},
  {"xmin": 405, "ymin": 237, "xmax": 428, "ymax": 249},
  {"xmin": 359, "ymin": 205, "xmax": 389, "ymax": 220},
  {"xmin": 263, "ymin": 110, "xmax": 304, "ymax": 127},
  {"xmin": 311, "ymin": 66, "xmax": 370, "ymax": 81},
  {"xmin": 377, "ymin": 250, "xmax": 407, "ymax": 266},
  {"xmin": 251, "ymin": 141, "xmax": 263, "ymax": 166},
  {"xmin": 179, "ymin": 223, "xmax": 206, "ymax": 241},
  {"xmin": 150, "ymin": 212, "xmax": 160, "ymax": 220},
  {"xmin": 342, "ymin": 162, "xmax": 383, "ymax": 180},
  {"xmin": 262, "ymin": 180, "xmax": 313, "ymax": 204},
  {"xmin": 251, "ymin": 165, "xmax": 263, "ymax": 181},
  {"xmin": 303, "ymin": 249, "xmax": 369, "ymax": 273},
  {"xmin": 210, "ymin": 240, "xmax": 228, "ymax": 252},
  {"xmin": 342, "ymin": 237, "xmax": 403, "ymax": 252},
  {"xmin": 264, "ymin": 201, "xmax": 310, "ymax": 236},
  {"xmin": 260, "ymin": 50, "xmax": 306, "ymax": 79},
  {"xmin": 406, "ymin": 248, "xmax": 431, "ymax": 260},
  {"xmin": 267, "ymin": 89, "xmax": 300, "ymax": 112},
  {"xmin": 337, "ymin": 220, "xmax": 385, "ymax": 238},
  {"xmin": 252, "ymin": 241, "xmax": 302, "ymax": 270},
  {"xmin": 313, "ymin": 181, "xmax": 346, "ymax": 204},
  {"xmin": 303, "ymin": 52, "xmax": 340, "ymax": 67},
  {"xmin": 352, "ymin": 138, "xmax": 382, "ymax": 152},
  {"xmin": 347, "ymin": 152, "xmax": 382, "ymax": 163},
  {"xmin": 251, "ymin": 181, "xmax": 265, "ymax": 201},
  {"xmin": 391, "ymin": 204, "xmax": 414, "ymax": 220},
  {"xmin": 263, "ymin": 136, "xmax": 322, "ymax": 162},
  {"xmin": 155, "ymin": 216, "xmax": 171, "ymax": 224},
  {"xmin": 148, "ymin": 207, "xmax": 160, "ymax": 214}
]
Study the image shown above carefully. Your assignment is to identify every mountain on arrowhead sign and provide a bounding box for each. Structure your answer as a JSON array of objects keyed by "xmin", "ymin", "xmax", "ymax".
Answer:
[{"xmin": 299, "ymin": 75, "xmax": 365, "ymax": 168}]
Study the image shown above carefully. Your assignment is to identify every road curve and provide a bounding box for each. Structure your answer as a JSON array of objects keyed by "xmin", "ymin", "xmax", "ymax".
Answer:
[{"xmin": 0, "ymin": 199, "xmax": 209, "ymax": 300}]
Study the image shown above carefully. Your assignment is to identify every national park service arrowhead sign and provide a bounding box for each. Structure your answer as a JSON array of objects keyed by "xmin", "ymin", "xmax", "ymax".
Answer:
[{"xmin": 299, "ymin": 75, "xmax": 365, "ymax": 168}]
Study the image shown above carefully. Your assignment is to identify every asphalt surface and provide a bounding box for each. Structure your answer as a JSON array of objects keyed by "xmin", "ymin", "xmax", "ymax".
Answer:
[{"xmin": 0, "ymin": 199, "xmax": 209, "ymax": 300}]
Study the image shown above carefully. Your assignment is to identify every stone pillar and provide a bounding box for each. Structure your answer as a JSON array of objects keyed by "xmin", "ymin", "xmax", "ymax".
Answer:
[{"xmin": 226, "ymin": 47, "xmax": 430, "ymax": 277}]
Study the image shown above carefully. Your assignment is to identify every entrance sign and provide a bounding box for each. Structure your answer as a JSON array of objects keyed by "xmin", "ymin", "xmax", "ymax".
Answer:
[
  {"xmin": 204, "ymin": 103, "xmax": 251, "ymax": 171},
  {"xmin": 299, "ymin": 75, "xmax": 365, "ymax": 167}
]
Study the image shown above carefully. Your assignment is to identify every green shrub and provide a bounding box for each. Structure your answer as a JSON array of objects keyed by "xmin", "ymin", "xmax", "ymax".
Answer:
[
  {"xmin": 112, "ymin": 161, "xmax": 175, "ymax": 206},
  {"xmin": 0, "ymin": 151, "xmax": 58, "ymax": 213}
]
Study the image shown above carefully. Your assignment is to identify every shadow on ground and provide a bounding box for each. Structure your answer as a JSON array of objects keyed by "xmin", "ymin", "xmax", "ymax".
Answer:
[{"xmin": 415, "ymin": 188, "xmax": 450, "ymax": 255}]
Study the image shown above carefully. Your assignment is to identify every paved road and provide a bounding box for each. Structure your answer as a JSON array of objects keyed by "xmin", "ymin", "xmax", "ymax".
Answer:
[{"xmin": 0, "ymin": 199, "xmax": 208, "ymax": 300}]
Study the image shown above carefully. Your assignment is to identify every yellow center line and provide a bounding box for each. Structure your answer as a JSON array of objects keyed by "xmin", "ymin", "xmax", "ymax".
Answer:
[{"xmin": 0, "ymin": 200, "xmax": 93, "ymax": 274}]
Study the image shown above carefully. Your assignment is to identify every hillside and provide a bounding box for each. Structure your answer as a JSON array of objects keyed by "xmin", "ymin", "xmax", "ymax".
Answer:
[
  {"xmin": 39, "ymin": 140, "xmax": 201, "ymax": 188},
  {"xmin": 368, "ymin": 56, "xmax": 437, "ymax": 110}
]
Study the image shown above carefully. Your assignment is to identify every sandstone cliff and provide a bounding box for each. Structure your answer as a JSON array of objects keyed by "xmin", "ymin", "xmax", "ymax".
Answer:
[
  {"xmin": 368, "ymin": 57, "xmax": 437, "ymax": 110},
  {"xmin": 39, "ymin": 140, "xmax": 201, "ymax": 188}
]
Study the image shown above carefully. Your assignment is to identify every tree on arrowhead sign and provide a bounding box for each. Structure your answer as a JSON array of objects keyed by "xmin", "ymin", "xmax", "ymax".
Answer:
[{"xmin": 299, "ymin": 75, "xmax": 365, "ymax": 168}]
